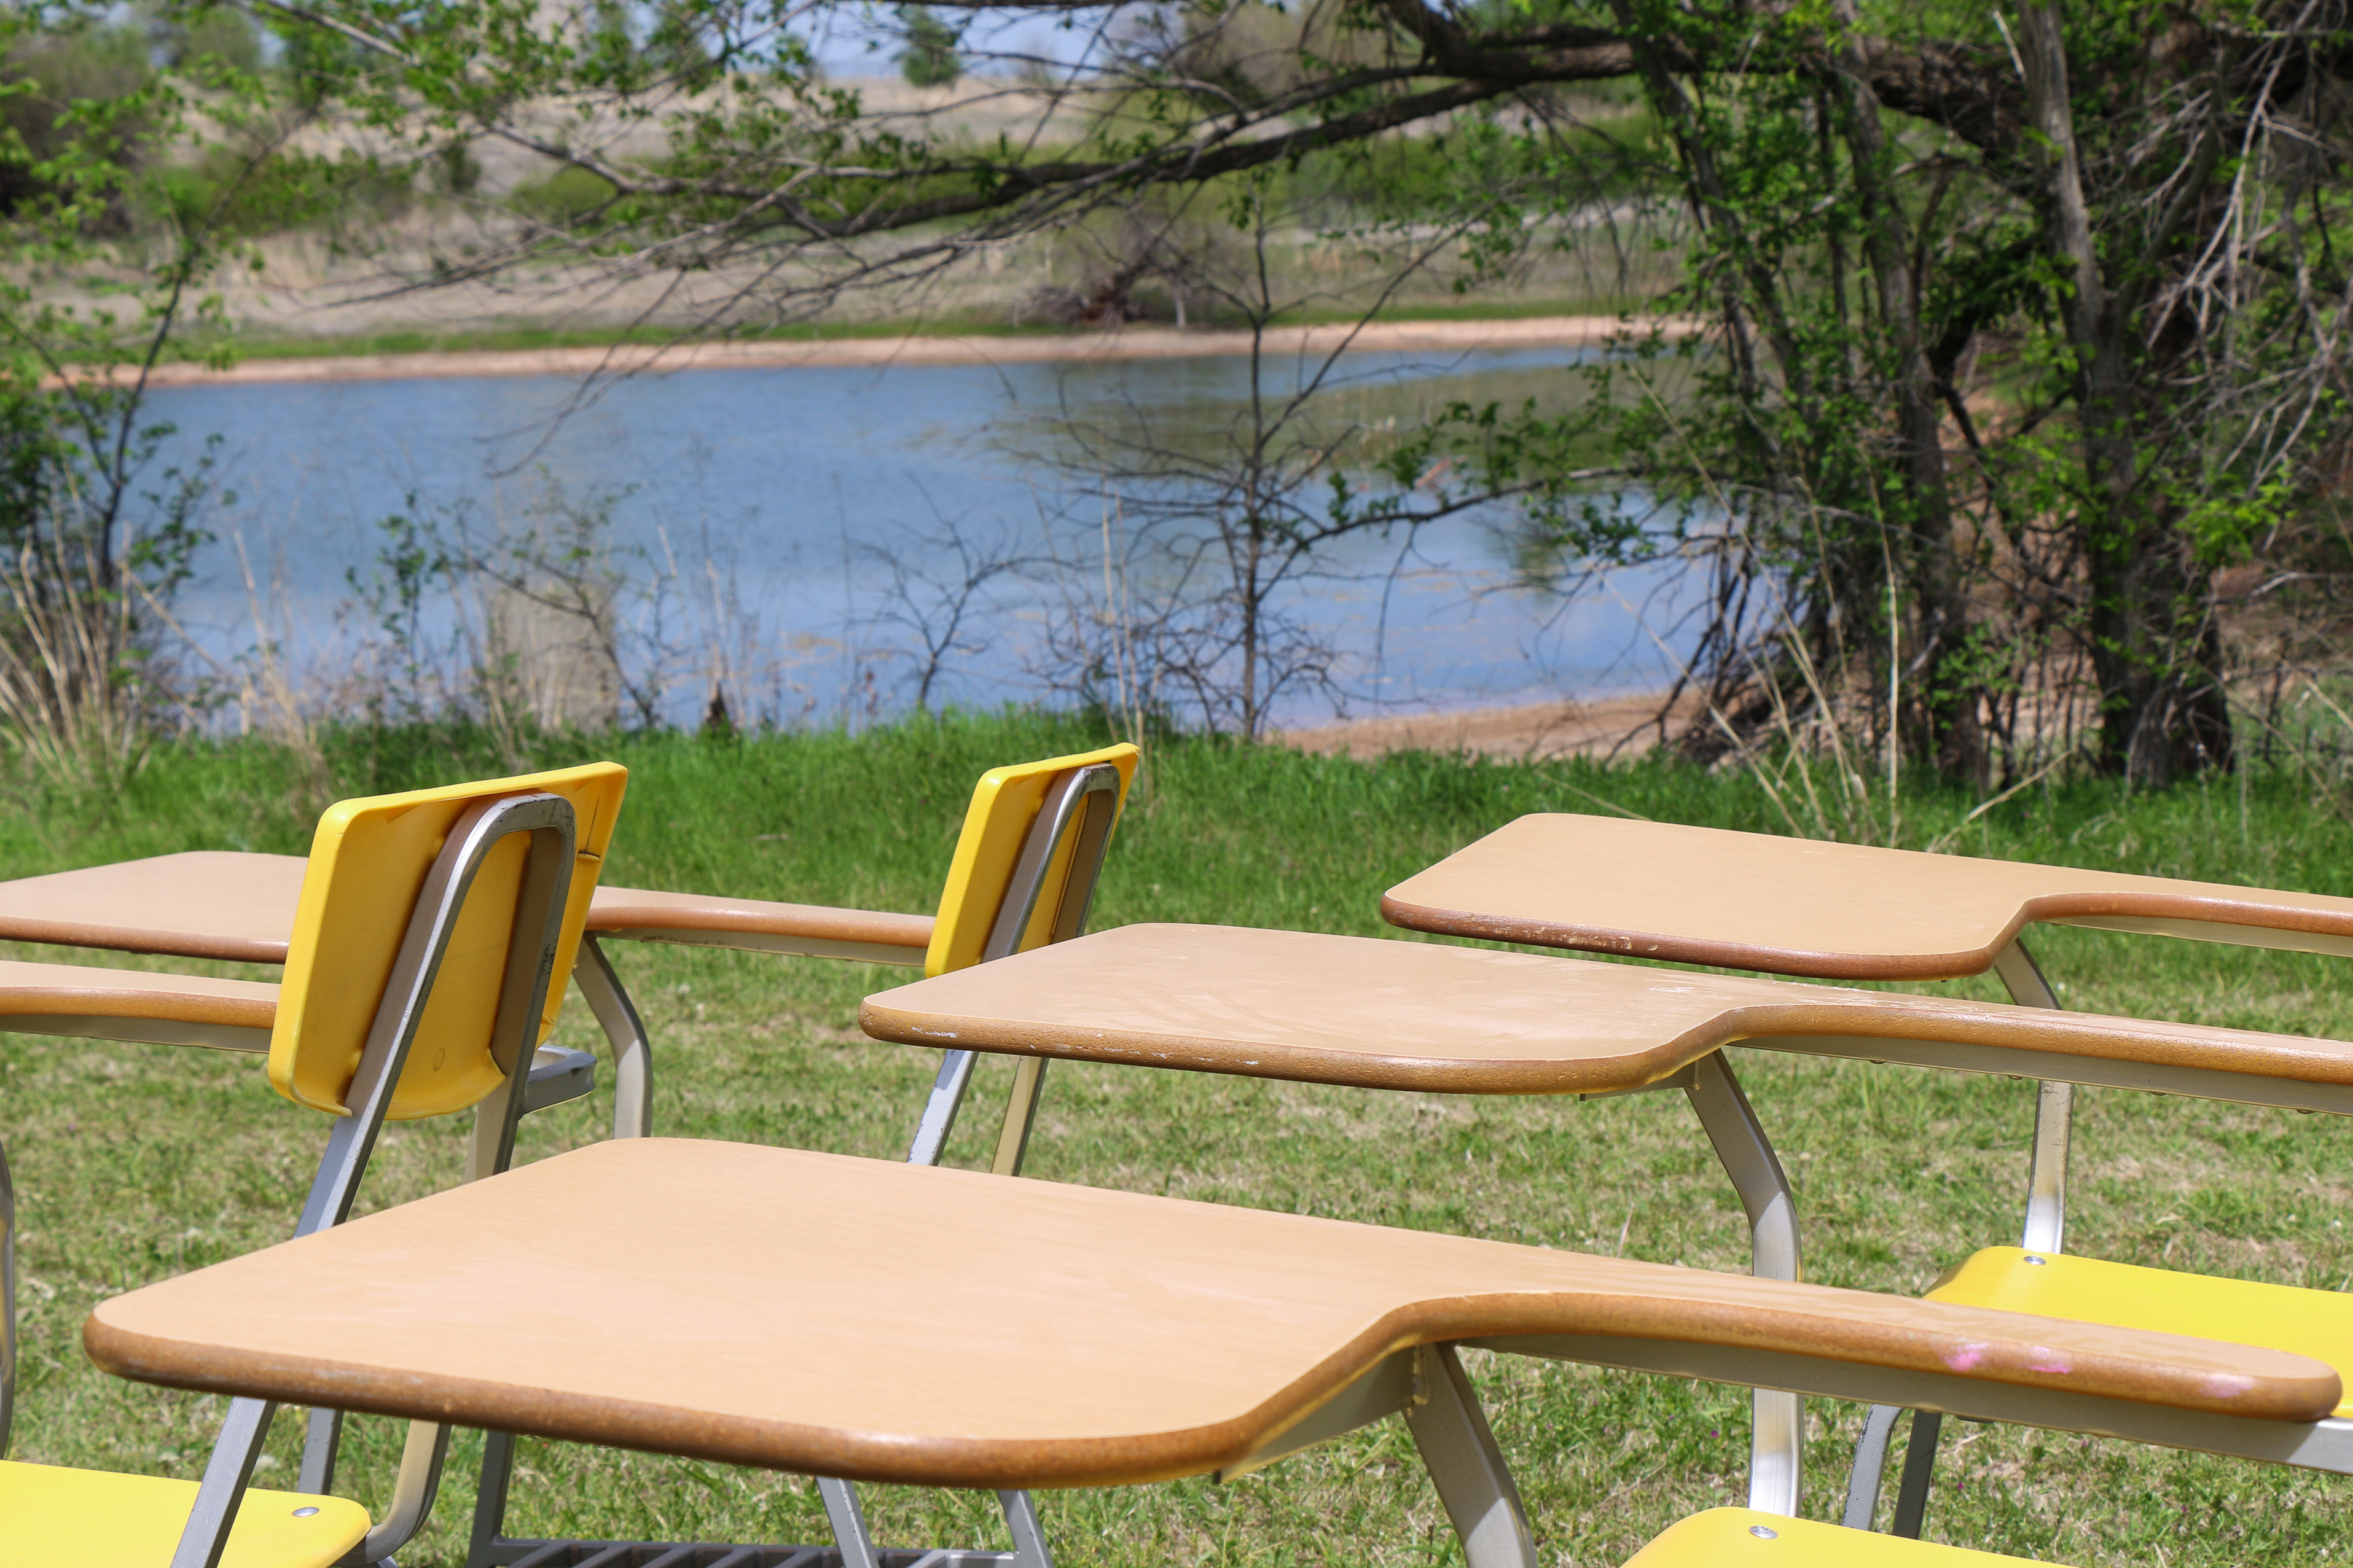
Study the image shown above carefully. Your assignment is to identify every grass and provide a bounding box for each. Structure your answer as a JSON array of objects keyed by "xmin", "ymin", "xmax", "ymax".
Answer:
[{"xmin": 7, "ymin": 711, "xmax": 2353, "ymax": 1565}]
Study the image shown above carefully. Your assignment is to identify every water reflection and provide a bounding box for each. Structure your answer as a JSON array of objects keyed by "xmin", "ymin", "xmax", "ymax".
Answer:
[{"xmin": 147, "ymin": 345, "xmax": 1692, "ymax": 728}]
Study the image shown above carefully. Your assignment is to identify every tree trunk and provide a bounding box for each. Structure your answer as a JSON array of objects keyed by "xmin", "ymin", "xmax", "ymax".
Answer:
[
  {"xmin": 2084, "ymin": 517, "xmax": 2236, "ymax": 779},
  {"xmin": 2016, "ymin": 2, "xmax": 2231, "ymax": 782},
  {"xmin": 1829, "ymin": 0, "xmax": 1983, "ymax": 782}
]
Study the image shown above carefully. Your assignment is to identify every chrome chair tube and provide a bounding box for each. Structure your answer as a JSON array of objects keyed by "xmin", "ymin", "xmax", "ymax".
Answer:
[
  {"xmin": 575, "ymin": 933, "xmax": 654, "ymax": 1141},
  {"xmin": 182, "ymin": 792, "xmax": 578, "ymax": 1567},
  {"xmin": 168, "ymin": 1398, "xmax": 281, "ymax": 1568},
  {"xmin": 904, "ymin": 763, "xmax": 1124, "ymax": 1168},
  {"xmin": 1847, "ymin": 937, "xmax": 2067, "ymax": 1533},
  {"xmin": 1682, "ymin": 1050, "xmax": 1804, "ymax": 1516}
]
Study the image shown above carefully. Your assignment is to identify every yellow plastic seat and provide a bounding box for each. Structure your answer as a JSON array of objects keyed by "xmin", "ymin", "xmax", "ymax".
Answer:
[
  {"xmin": 0, "ymin": 1461, "xmax": 367, "ymax": 1568},
  {"xmin": 1626, "ymin": 1509, "xmax": 2072, "ymax": 1564},
  {"xmin": 1929, "ymin": 1247, "xmax": 2353, "ymax": 1417}
]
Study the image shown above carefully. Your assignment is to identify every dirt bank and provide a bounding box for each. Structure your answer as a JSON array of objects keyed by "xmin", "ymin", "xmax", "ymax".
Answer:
[
  {"xmin": 1277, "ymin": 691, "xmax": 1695, "ymax": 762},
  {"xmin": 95, "ymin": 314, "xmax": 1670, "ymax": 390}
]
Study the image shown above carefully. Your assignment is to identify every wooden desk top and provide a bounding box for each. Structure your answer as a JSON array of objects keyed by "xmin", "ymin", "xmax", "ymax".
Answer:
[
  {"xmin": 0, "ymin": 960, "xmax": 275, "ymax": 1035},
  {"xmin": 84, "ymin": 1139, "xmax": 2336, "ymax": 1489},
  {"xmin": 1383, "ymin": 815, "xmax": 2353, "ymax": 980},
  {"xmin": 585, "ymin": 886, "xmax": 934, "ymax": 954},
  {"xmin": 0, "ymin": 852, "xmax": 308, "ymax": 965},
  {"xmin": 0, "ymin": 851, "xmax": 934, "ymax": 965},
  {"xmin": 858, "ymin": 924, "xmax": 2353, "ymax": 1094}
]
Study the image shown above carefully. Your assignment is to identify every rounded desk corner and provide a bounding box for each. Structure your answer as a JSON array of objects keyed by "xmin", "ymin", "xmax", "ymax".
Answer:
[
  {"xmin": 80, "ymin": 1307, "xmax": 162, "ymax": 1387},
  {"xmin": 855, "ymin": 997, "xmax": 934, "ymax": 1049}
]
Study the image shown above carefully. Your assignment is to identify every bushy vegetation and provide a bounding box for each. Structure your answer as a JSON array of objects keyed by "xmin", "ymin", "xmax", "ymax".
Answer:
[
  {"xmin": 0, "ymin": 4, "xmax": 401, "ymax": 239},
  {"xmin": 508, "ymin": 165, "xmax": 621, "ymax": 227},
  {"xmin": 896, "ymin": 6, "xmax": 961, "ymax": 88}
]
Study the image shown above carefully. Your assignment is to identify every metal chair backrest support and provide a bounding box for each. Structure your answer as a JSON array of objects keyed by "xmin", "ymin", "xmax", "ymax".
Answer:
[
  {"xmin": 268, "ymin": 762, "xmax": 627, "ymax": 1126},
  {"xmin": 921, "ymin": 743, "xmax": 1140, "ymax": 978},
  {"xmin": 901, "ymin": 744, "xmax": 1138, "ymax": 1172},
  {"xmin": 161, "ymin": 765, "xmax": 622, "ymax": 1568}
]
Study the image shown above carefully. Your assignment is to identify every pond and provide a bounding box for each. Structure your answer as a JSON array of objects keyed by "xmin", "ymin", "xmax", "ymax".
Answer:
[{"xmin": 146, "ymin": 344, "xmax": 1694, "ymax": 731}]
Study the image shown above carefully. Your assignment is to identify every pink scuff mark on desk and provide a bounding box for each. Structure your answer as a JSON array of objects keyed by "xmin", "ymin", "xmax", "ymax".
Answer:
[{"xmin": 1943, "ymin": 1343, "xmax": 1988, "ymax": 1371}]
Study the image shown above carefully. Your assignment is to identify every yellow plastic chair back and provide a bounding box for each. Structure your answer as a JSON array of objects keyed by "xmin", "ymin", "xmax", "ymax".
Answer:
[
  {"xmin": 268, "ymin": 762, "xmax": 628, "ymax": 1121},
  {"xmin": 923, "ymin": 743, "xmax": 1138, "ymax": 978}
]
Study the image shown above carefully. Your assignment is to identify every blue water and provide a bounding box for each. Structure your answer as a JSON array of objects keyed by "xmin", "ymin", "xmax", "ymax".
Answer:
[{"xmin": 145, "ymin": 346, "xmax": 1689, "ymax": 728}]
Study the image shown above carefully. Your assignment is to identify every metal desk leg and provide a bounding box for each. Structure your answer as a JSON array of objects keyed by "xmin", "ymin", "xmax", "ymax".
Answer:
[
  {"xmin": 992, "ymin": 1058, "xmax": 1051, "ymax": 1177},
  {"xmin": 1995, "ymin": 938, "xmax": 2069, "ymax": 1256},
  {"xmin": 1841, "ymin": 1403, "xmax": 1903, "ymax": 1528},
  {"xmin": 1683, "ymin": 1051, "xmax": 1803, "ymax": 1516},
  {"xmin": 1892, "ymin": 1410, "xmax": 1944, "ymax": 1537},
  {"xmin": 576, "ymin": 933, "xmax": 654, "ymax": 1141},
  {"xmin": 998, "ymin": 1488, "xmax": 1055, "ymax": 1568},
  {"xmin": 819, "ymin": 1476, "xmax": 885, "ymax": 1568},
  {"xmin": 464, "ymin": 935, "xmax": 657, "ymax": 1563},
  {"xmin": 2022, "ymin": 1078, "xmax": 2073, "ymax": 1255},
  {"xmin": 1842, "ymin": 1403, "xmax": 1944, "ymax": 1537},
  {"xmin": 907, "ymin": 1049, "xmax": 979, "ymax": 1168},
  {"xmin": 1846, "ymin": 937, "xmax": 2065, "ymax": 1534},
  {"xmin": 1404, "ymin": 1344, "xmax": 1539, "ymax": 1568},
  {"xmin": 810, "ymin": 1041, "xmax": 1047, "ymax": 1568},
  {"xmin": 192, "ymin": 1405, "xmax": 448, "ymax": 1568},
  {"xmin": 888, "ymin": 1056, "xmax": 1061, "ymax": 1559},
  {"xmin": 169, "ymin": 1398, "xmax": 280, "ymax": 1568},
  {"xmin": 296, "ymin": 1407, "xmax": 342, "ymax": 1494},
  {"xmin": 353, "ymin": 1419, "xmax": 455, "ymax": 1566}
]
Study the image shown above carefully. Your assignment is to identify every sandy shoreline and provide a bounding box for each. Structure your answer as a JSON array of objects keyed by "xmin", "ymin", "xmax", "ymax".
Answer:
[
  {"xmin": 86, "ymin": 314, "xmax": 1663, "ymax": 390},
  {"xmin": 1276, "ymin": 692, "xmax": 1694, "ymax": 762}
]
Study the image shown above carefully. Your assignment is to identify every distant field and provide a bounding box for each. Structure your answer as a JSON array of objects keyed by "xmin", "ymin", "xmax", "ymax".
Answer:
[
  {"xmin": 198, "ymin": 297, "xmax": 1662, "ymax": 367},
  {"xmin": 7, "ymin": 712, "xmax": 2353, "ymax": 1566}
]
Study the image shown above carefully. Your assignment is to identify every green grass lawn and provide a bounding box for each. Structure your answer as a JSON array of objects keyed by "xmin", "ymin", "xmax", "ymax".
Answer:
[{"xmin": 8, "ymin": 712, "xmax": 2353, "ymax": 1565}]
